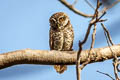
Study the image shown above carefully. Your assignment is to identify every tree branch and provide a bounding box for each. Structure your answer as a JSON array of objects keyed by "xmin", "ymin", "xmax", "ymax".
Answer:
[
  {"xmin": 0, "ymin": 44, "xmax": 120, "ymax": 70},
  {"xmin": 59, "ymin": 0, "xmax": 93, "ymax": 18},
  {"xmin": 97, "ymin": 70, "xmax": 115, "ymax": 80}
]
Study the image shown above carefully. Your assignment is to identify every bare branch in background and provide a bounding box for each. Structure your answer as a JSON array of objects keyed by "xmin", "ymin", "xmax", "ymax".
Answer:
[
  {"xmin": 76, "ymin": 0, "xmax": 107, "ymax": 80},
  {"xmin": 59, "ymin": 0, "xmax": 93, "ymax": 18},
  {"xmin": 101, "ymin": 0, "xmax": 120, "ymax": 14},
  {"xmin": 90, "ymin": 24, "xmax": 96, "ymax": 49},
  {"xmin": 101, "ymin": 23, "xmax": 113, "ymax": 45},
  {"xmin": 113, "ymin": 62, "xmax": 120, "ymax": 80},
  {"xmin": 59, "ymin": 0, "xmax": 120, "ymax": 18},
  {"xmin": 85, "ymin": 0, "xmax": 95, "ymax": 10},
  {"xmin": 58, "ymin": 0, "xmax": 120, "ymax": 80},
  {"xmin": 101, "ymin": 23, "xmax": 120, "ymax": 80},
  {"xmin": 97, "ymin": 70, "xmax": 115, "ymax": 80},
  {"xmin": 79, "ymin": 23, "xmax": 97, "ymax": 71},
  {"xmin": 72, "ymin": 0, "xmax": 78, "ymax": 6}
]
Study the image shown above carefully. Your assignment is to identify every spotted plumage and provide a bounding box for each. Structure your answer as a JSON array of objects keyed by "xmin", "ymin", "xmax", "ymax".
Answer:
[{"xmin": 49, "ymin": 12, "xmax": 74, "ymax": 74}]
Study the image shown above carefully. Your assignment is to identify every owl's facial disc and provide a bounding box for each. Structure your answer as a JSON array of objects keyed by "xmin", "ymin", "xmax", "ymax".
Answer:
[
  {"xmin": 50, "ymin": 14, "xmax": 69, "ymax": 31},
  {"xmin": 50, "ymin": 18, "xmax": 56, "ymax": 24},
  {"xmin": 50, "ymin": 18, "xmax": 57, "ymax": 30},
  {"xmin": 57, "ymin": 16, "xmax": 69, "ymax": 29}
]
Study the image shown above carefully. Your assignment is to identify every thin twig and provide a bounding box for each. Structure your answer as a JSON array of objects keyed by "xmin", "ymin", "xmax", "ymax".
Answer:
[
  {"xmin": 97, "ymin": 70, "xmax": 115, "ymax": 80},
  {"xmin": 101, "ymin": 23, "xmax": 113, "ymax": 45},
  {"xmin": 76, "ymin": 21, "xmax": 93, "ymax": 80},
  {"xmin": 101, "ymin": 0, "xmax": 120, "ymax": 14},
  {"xmin": 101, "ymin": 23, "xmax": 117, "ymax": 59},
  {"xmin": 76, "ymin": 0, "xmax": 104, "ymax": 80},
  {"xmin": 90, "ymin": 24, "xmax": 96, "ymax": 49},
  {"xmin": 82, "ymin": 1, "xmax": 101, "ymax": 44},
  {"xmin": 81, "ymin": 0, "xmax": 104, "ymax": 44},
  {"xmin": 101, "ymin": 23, "xmax": 120, "ymax": 80},
  {"xmin": 90, "ymin": 1, "xmax": 106, "ymax": 25},
  {"xmin": 94, "ymin": 0, "xmax": 101, "ymax": 19},
  {"xmin": 79, "ymin": 24, "xmax": 97, "ymax": 70},
  {"xmin": 81, "ymin": 24, "xmax": 92, "ymax": 44},
  {"xmin": 85, "ymin": 0, "xmax": 95, "ymax": 10},
  {"xmin": 72, "ymin": 0, "xmax": 78, "ymax": 6},
  {"xmin": 76, "ymin": 41, "xmax": 83, "ymax": 80},
  {"xmin": 117, "ymin": 59, "xmax": 120, "ymax": 72},
  {"xmin": 59, "ymin": 0, "xmax": 93, "ymax": 18},
  {"xmin": 113, "ymin": 62, "xmax": 120, "ymax": 80}
]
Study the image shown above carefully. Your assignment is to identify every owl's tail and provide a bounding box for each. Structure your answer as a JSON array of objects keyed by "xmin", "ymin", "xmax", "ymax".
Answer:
[{"xmin": 54, "ymin": 65, "xmax": 67, "ymax": 74}]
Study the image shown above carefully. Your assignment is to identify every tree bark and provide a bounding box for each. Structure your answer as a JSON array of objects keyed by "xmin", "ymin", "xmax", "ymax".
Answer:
[{"xmin": 0, "ymin": 44, "xmax": 120, "ymax": 70}]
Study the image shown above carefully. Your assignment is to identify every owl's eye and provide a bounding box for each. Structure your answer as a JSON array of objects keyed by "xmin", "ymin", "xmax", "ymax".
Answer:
[
  {"xmin": 59, "ymin": 17, "xmax": 65, "ymax": 22},
  {"xmin": 50, "ymin": 18, "xmax": 56, "ymax": 24},
  {"xmin": 51, "ymin": 20, "xmax": 55, "ymax": 24}
]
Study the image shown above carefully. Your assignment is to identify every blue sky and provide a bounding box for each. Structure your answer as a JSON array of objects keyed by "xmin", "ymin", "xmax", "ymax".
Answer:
[{"xmin": 0, "ymin": 0, "xmax": 120, "ymax": 80}]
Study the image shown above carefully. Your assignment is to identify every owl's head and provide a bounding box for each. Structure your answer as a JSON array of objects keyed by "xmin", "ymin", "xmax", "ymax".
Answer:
[{"xmin": 49, "ymin": 12, "xmax": 70, "ymax": 30}]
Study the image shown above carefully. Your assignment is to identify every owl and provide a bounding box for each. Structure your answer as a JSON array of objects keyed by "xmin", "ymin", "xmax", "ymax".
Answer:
[{"xmin": 49, "ymin": 12, "xmax": 74, "ymax": 74}]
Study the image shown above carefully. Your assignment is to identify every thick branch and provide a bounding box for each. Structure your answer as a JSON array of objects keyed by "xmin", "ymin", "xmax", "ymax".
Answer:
[{"xmin": 0, "ymin": 44, "xmax": 120, "ymax": 70}]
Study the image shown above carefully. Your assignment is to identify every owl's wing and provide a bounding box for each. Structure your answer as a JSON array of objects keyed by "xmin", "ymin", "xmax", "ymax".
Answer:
[
  {"xmin": 49, "ymin": 28, "xmax": 53, "ymax": 50},
  {"xmin": 69, "ymin": 28, "xmax": 74, "ymax": 51}
]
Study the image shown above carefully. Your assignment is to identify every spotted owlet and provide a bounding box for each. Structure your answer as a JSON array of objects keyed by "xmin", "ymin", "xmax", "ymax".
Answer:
[{"xmin": 49, "ymin": 12, "xmax": 74, "ymax": 74}]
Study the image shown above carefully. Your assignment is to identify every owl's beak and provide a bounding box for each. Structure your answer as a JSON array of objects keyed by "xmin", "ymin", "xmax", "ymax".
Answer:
[
  {"xmin": 57, "ymin": 24, "xmax": 61, "ymax": 29},
  {"xmin": 57, "ymin": 24, "xmax": 59, "ymax": 27}
]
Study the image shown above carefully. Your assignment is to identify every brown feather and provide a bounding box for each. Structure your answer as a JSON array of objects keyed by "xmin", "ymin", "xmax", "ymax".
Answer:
[{"xmin": 49, "ymin": 12, "xmax": 74, "ymax": 74}]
